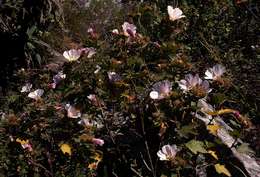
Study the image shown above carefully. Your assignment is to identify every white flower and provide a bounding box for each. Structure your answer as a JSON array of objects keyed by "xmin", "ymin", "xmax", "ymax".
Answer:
[
  {"xmin": 205, "ymin": 64, "xmax": 226, "ymax": 80},
  {"xmin": 28, "ymin": 89, "xmax": 44, "ymax": 100},
  {"xmin": 149, "ymin": 80, "xmax": 172, "ymax": 100},
  {"xmin": 21, "ymin": 83, "xmax": 32, "ymax": 93},
  {"xmin": 150, "ymin": 91, "xmax": 159, "ymax": 99},
  {"xmin": 157, "ymin": 144, "xmax": 178, "ymax": 161},
  {"xmin": 178, "ymin": 74, "xmax": 212, "ymax": 96},
  {"xmin": 122, "ymin": 22, "xmax": 137, "ymax": 37},
  {"xmin": 63, "ymin": 49, "xmax": 81, "ymax": 62},
  {"xmin": 167, "ymin": 6, "xmax": 185, "ymax": 21},
  {"xmin": 112, "ymin": 29, "xmax": 119, "ymax": 34},
  {"xmin": 65, "ymin": 104, "xmax": 81, "ymax": 119}
]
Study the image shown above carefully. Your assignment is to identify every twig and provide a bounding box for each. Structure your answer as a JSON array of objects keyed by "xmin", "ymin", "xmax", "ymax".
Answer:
[
  {"xmin": 154, "ymin": 141, "xmax": 162, "ymax": 176},
  {"xmin": 229, "ymin": 162, "xmax": 248, "ymax": 177},
  {"xmin": 130, "ymin": 167, "xmax": 144, "ymax": 177},
  {"xmin": 144, "ymin": 140, "xmax": 156, "ymax": 177},
  {"xmin": 112, "ymin": 171, "xmax": 119, "ymax": 177},
  {"xmin": 140, "ymin": 153, "xmax": 152, "ymax": 172},
  {"xmin": 140, "ymin": 115, "xmax": 156, "ymax": 177}
]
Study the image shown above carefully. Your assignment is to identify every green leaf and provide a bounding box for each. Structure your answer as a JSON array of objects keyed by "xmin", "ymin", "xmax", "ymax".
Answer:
[
  {"xmin": 26, "ymin": 25, "xmax": 37, "ymax": 38},
  {"xmin": 185, "ymin": 140, "xmax": 207, "ymax": 154},
  {"xmin": 35, "ymin": 53, "xmax": 42, "ymax": 65},
  {"xmin": 212, "ymin": 93, "xmax": 226, "ymax": 104},
  {"xmin": 177, "ymin": 125, "xmax": 198, "ymax": 138}
]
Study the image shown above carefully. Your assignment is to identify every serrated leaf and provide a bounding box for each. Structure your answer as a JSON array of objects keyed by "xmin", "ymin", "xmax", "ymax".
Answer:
[
  {"xmin": 214, "ymin": 164, "xmax": 231, "ymax": 177},
  {"xmin": 207, "ymin": 125, "xmax": 220, "ymax": 136},
  {"xmin": 185, "ymin": 140, "xmax": 207, "ymax": 154}
]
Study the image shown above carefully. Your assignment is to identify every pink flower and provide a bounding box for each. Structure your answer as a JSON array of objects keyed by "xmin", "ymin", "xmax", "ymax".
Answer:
[
  {"xmin": 157, "ymin": 144, "xmax": 178, "ymax": 161},
  {"xmin": 63, "ymin": 49, "xmax": 81, "ymax": 62},
  {"xmin": 178, "ymin": 74, "xmax": 211, "ymax": 97},
  {"xmin": 79, "ymin": 47, "xmax": 96, "ymax": 58},
  {"xmin": 22, "ymin": 143, "xmax": 33, "ymax": 152},
  {"xmin": 149, "ymin": 80, "xmax": 172, "ymax": 100},
  {"xmin": 122, "ymin": 22, "xmax": 137, "ymax": 38},
  {"xmin": 167, "ymin": 6, "xmax": 185, "ymax": 21},
  {"xmin": 92, "ymin": 138, "xmax": 104, "ymax": 146},
  {"xmin": 204, "ymin": 64, "xmax": 226, "ymax": 80}
]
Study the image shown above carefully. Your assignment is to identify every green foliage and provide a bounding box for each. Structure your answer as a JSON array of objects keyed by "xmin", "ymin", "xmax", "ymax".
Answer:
[{"xmin": 185, "ymin": 140, "xmax": 207, "ymax": 154}]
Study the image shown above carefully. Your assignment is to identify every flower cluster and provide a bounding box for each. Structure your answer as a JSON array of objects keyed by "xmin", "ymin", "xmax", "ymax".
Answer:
[{"xmin": 177, "ymin": 64, "xmax": 225, "ymax": 97}]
